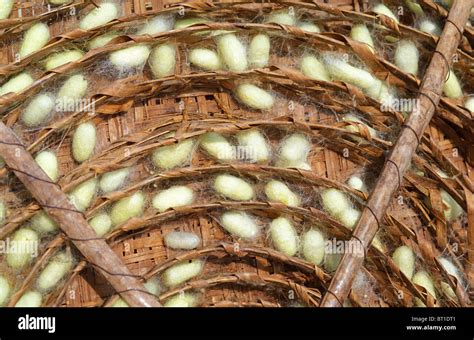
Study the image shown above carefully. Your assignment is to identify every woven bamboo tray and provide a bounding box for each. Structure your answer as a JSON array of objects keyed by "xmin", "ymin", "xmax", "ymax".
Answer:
[{"xmin": 0, "ymin": 0, "xmax": 472, "ymax": 308}]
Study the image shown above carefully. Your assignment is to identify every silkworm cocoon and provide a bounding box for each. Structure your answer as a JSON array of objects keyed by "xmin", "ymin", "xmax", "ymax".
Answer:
[
  {"xmin": 19, "ymin": 22, "xmax": 50, "ymax": 58},
  {"xmin": 89, "ymin": 212, "xmax": 112, "ymax": 236},
  {"xmin": 110, "ymin": 191, "xmax": 146, "ymax": 225},
  {"xmin": 391, "ymin": 245, "xmax": 415, "ymax": 279},
  {"xmin": 161, "ymin": 259, "xmax": 204, "ymax": 287},
  {"xmin": 164, "ymin": 293, "xmax": 198, "ymax": 307},
  {"xmin": 37, "ymin": 251, "xmax": 73, "ymax": 292},
  {"xmin": 35, "ymin": 150, "xmax": 58, "ymax": 182},
  {"xmin": 21, "ymin": 93, "xmax": 55, "ymax": 127},
  {"xmin": 68, "ymin": 178, "xmax": 98, "ymax": 211},
  {"xmin": 235, "ymin": 84, "xmax": 274, "ymax": 110},
  {"xmin": 324, "ymin": 253, "xmax": 342, "ymax": 272},
  {"xmin": 57, "ymin": 74, "xmax": 88, "ymax": 103},
  {"xmin": 0, "ymin": 276, "xmax": 11, "ymax": 306},
  {"xmin": 144, "ymin": 277, "xmax": 161, "ymax": 296},
  {"xmin": 149, "ymin": 44, "xmax": 176, "ymax": 78},
  {"xmin": 302, "ymin": 229, "xmax": 325, "ymax": 265},
  {"xmin": 418, "ymin": 19, "xmax": 442, "ymax": 36},
  {"xmin": 15, "ymin": 291, "xmax": 42, "ymax": 307},
  {"xmin": 373, "ymin": 3, "xmax": 398, "ymax": 22},
  {"xmin": 88, "ymin": 32, "xmax": 119, "ymax": 49},
  {"xmin": 350, "ymin": 24, "xmax": 374, "ymax": 53},
  {"xmin": 438, "ymin": 257, "xmax": 463, "ymax": 299},
  {"xmin": 217, "ymin": 34, "xmax": 248, "ymax": 71},
  {"xmin": 371, "ymin": 234, "xmax": 387, "ymax": 254},
  {"xmin": 264, "ymin": 180, "xmax": 300, "ymax": 207},
  {"xmin": 337, "ymin": 207, "xmax": 361, "ymax": 229},
  {"xmin": 0, "ymin": 200, "xmax": 5, "ymax": 225},
  {"xmin": 189, "ymin": 48, "xmax": 222, "ymax": 71},
  {"xmin": 200, "ymin": 132, "xmax": 235, "ymax": 161},
  {"xmin": 0, "ymin": 0, "xmax": 13, "ymax": 19},
  {"xmin": 99, "ymin": 167, "xmax": 130, "ymax": 193},
  {"xmin": 236, "ymin": 129, "xmax": 270, "ymax": 163},
  {"xmin": 322, "ymin": 55, "xmax": 375, "ymax": 90},
  {"xmin": 31, "ymin": 211, "xmax": 58, "ymax": 233},
  {"xmin": 278, "ymin": 133, "xmax": 311, "ymax": 166},
  {"xmin": 405, "ymin": 0, "xmax": 424, "ymax": 16},
  {"xmin": 45, "ymin": 50, "xmax": 83, "ymax": 71},
  {"xmin": 343, "ymin": 114, "xmax": 377, "ymax": 139},
  {"xmin": 110, "ymin": 44, "xmax": 151, "ymax": 71},
  {"xmin": 213, "ymin": 174, "xmax": 254, "ymax": 201},
  {"xmin": 152, "ymin": 138, "xmax": 195, "ymax": 169},
  {"xmin": 79, "ymin": 2, "xmax": 119, "ymax": 30},
  {"xmin": 465, "ymin": 97, "xmax": 474, "ymax": 113},
  {"xmin": 72, "ymin": 122, "xmax": 96, "ymax": 163},
  {"xmin": 152, "ymin": 185, "xmax": 195, "ymax": 212},
  {"xmin": 174, "ymin": 17, "xmax": 209, "ymax": 29},
  {"xmin": 111, "ymin": 298, "xmax": 129, "ymax": 307},
  {"xmin": 137, "ymin": 14, "xmax": 174, "ymax": 35},
  {"xmin": 413, "ymin": 270, "xmax": 436, "ymax": 299},
  {"xmin": 48, "ymin": 0, "xmax": 71, "ymax": 5},
  {"xmin": 443, "ymin": 70, "xmax": 463, "ymax": 99},
  {"xmin": 297, "ymin": 22, "xmax": 321, "ymax": 33},
  {"xmin": 248, "ymin": 34, "xmax": 270, "ymax": 68},
  {"xmin": 221, "ymin": 210, "xmax": 259, "ymax": 239},
  {"xmin": 265, "ymin": 10, "xmax": 296, "ymax": 26},
  {"xmin": 164, "ymin": 231, "xmax": 200, "ymax": 250},
  {"xmin": 366, "ymin": 79, "xmax": 395, "ymax": 107},
  {"xmin": 0, "ymin": 72, "xmax": 34, "ymax": 96},
  {"xmin": 347, "ymin": 175, "xmax": 366, "ymax": 192},
  {"xmin": 321, "ymin": 188, "xmax": 351, "ymax": 217},
  {"xmin": 6, "ymin": 228, "xmax": 39, "ymax": 270},
  {"xmin": 440, "ymin": 189, "xmax": 463, "ymax": 222},
  {"xmin": 300, "ymin": 55, "xmax": 330, "ymax": 81},
  {"xmin": 269, "ymin": 217, "xmax": 298, "ymax": 257},
  {"xmin": 394, "ymin": 40, "xmax": 419, "ymax": 76}
]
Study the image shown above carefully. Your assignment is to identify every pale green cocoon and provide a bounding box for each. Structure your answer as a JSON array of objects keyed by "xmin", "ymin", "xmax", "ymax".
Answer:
[
  {"xmin": 302, "ymin": 229, "xmax": 325, "ymax": 265},
  {"xmin": 217, "ymin": 34, "xmax": 248, "ymax": 71},
  {"xmin": 235, "ymin": 84, "xmax": 274, "ymax": 110},
  {"xmin": 57, "ymin": 74, "xmax": 88, "ymax": 103},
  {"xmin": 372, "ymin": 234, "xmax": 386, "ymax": 254},
  {"xmin": 31, "ymin": 211, "xmax": 58, "ymax": 233},
  {"xmin": 80, "ymin": 2, "xmax": 119, "ymax": 30},
  {"xmin": 300, "ymin": 55, "xmax": 330, "ymax": 81},
  {"xmin": 298, "ymin": 22, "xmax": 321, "ymax": 33},
  {"xmin": 464, "ymin": 97, "xmax": 474, "ymax": 113},
  {"xmin": 0, "ymin": 0, "xmax": 14, "ymax": 19},
  {"xmin": 347, "ymin": 176, "xmax": 366, "ymax": 191},
  {"xmin": 174, "ymin": 17, "xmax": 209, "ymax": 29},
  {"xmin": 221, "ymin": 210, "xmax": 259, "ymax": 239},
  {"xmin": 48, "ymin": 0, "xmax": 71, "ymax": 5},
  {"xmin": 164, "ymin": 293, "xmax": 198, "ymax": 307},
  {"xmin": 322, "ymin": 55, "xmax": 375, "ymax": 90},
  {"xmin": 350, "ymin": 24, "xmax": 374, "ymax": 53},
  {"xmin": 443, "ymin": 70, "xmax": 463, "ymax": 99},
  {"xmin": 337, "ymin": 207, "xmax": 361, "ymax": 229},
  {"xmin": 438, "ymin": 257, "xmax": 462, "ymax": 300},
  {"xmin": 418, "ymin": 19, "xmax": 441, "ymax": 36},
  {"xmin": 236, "ymin": 129, "xmax": 270, "ymax": 163},
  {"xmin": 37, "ymin": 251, "xmax": 73, "ymax": 292},
  {"xmin": 99, "ymin": 167, "xmax": 130, "ymax": 193},
  {"xmin": 152, "ymin": 138, "xmax": 195, "ymax": 169},
  {"xmin": 110, "ymin": 298, "xmax": 129, "ymax": 307},
  {"xmin": 343, "ymin": 114, "xmax": 378, "ymax": 139},
  {"xmin": 405, "ymin": 0, "xmax": 424, "ymax": 16},
  {"xmin": 392, "ymin": 245, "xmax": 415, "ymax": 279},
  {"xmin": 214, "ymin": 174, "xmax": 254, "ymax": 201},
  {"xmin": 162, "ymin": 259, "xmax": 203, "ymax": 287},
  {"xmin": 144, "ymin": 277, "xmax": 161, "ymax": 296},
  {"xmin": 110, "ymin": 191, "xmax": 146, "ymax": 225},
  {"xmin": 413, "ymin": 270, "xmax": 436, "ymax": 299},
  {"xmin": 0, "ymin": 200, "xmax": 5, "ymax": 225},
  {"xmin": 440, "ymin": 189, "xmax": 463, "ymax": 222},
  {"xmin": 324, "ymin": 253, "xmax": 342, "ymax": 272},
  {"xmin": 373, "ymin": 3, "xmax": 398, "ymax": 22},
  {"xmin": 276, "ymin": 133, "xmax": 311, "ymax": 168},
  {"xmin": 19, "ymin": 22, "xmax": 50, "ymax": 58},
  {"xmin": 149, "ymin": 44, "xmax": 176, "ymax": 78},
  {"xmin": 189, "ymin": 48, "xmax": 222, "ymax": 71},
  {"xmin": 152, "ymin": 185, "xmax": 195, "ymax": 212},
  {"xmin": 0, "ymin": 72, "xmax": 34, "ymax": 96},
  {"xmin": 89, "ymin": 212, "xmax": 112, "ymax": 236},
  {"xmin": 45, "ymin": 50, "xmax": 83, "ymax": 70},
  {"xmin": 0, "ymin": 276, "xmax": 11, "ymax": 306},
  {"xmin": 269, "ymin": 217, "xmax": 299, "ymax": 257},
  {"xmin": 22, "ymin": 93, "xmax": 55, "ymax": 127},
  {"xmin": 6, "ymin": 228, "xmax": 39, "ymax": 270},
  {"xmin": 200, "ymin": 132, "xmax": 235, "ymax": 161},
  {"xmin": 394, "ymin": 40, "xmax": 419, "ymax": 76},
  {"xmin": 68, "ymin": 178, "xmax": 98, "ymax": 211},
  {"xmin": 15, "ymin": 291, "xmax": 42, "ymax": 307},
  {"xmin": 72, "ymin": 122, "xmax": 96, "ymax": 163},
  {"xmin": 88, "ymin": 32, "xmax": 119, "ymax": 49},
  {"xmin": 248, "ymin": 34, "xmax": 270, "ymax": 68},
  {"xmin": 164, "ymin": 231, "xmax": 200, "ymax": 250},
  {"xmin": 321, "ymin": 188, "xmax": 351, "ymax": 218},
  {"xmin": 265, "ymin": 10, "xmax": 296, "ymax": 26},
  {"xmin": 138, "ymin": 14, "xmax": 174, "ymax": 35},
  {"xmin": 365, "ymin": 79, "xmax": 395, "ymax": 106},
  {"xmin": 110, "ymin": 44, "xmax": 150, "ymax": 70},
  {"xmin": 265, "ymin": 180, "xmax": 300, "ymax": 207},
  {"xmin": 35, "ymin": 150, "xmax": 58, "ymax": 181}
]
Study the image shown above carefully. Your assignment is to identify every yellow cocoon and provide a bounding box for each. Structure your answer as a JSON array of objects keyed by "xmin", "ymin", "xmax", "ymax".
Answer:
[
  {"xmin": 392, "ymin": 245, "xmax": 415, "ymax": 279},
  {"xmin": 297, "ymin": 22, "xmax": 321, "ymax": 33},
  {"xmin": 57, "ymin": 74, "xmax": 88, "ymax": 103},
  {"xmin": 443, "ymin": 70, "xmax": 463, "ymax": 99},
  {"xmin": 31, "ymin": 211, "xmax": 58, "ymax": 233},
  {"xmin": 37, "ymin": 251, "xmax": 73, "ymax": 292},
  {"xmin": 221, "ymin": 210, "xmax": 259, "ymax": 239},
  {"xmin": 0, "ymin": 0, "xmax": 14, "ymax": 19},
  {"xmin": 174, "ymin": 17, "xmax": 209, "ymax": 29},
  {"xmin": 440, "ymin": 189, "xmax": 463, "ymax": 222},
  {"xmin": 68, "ymin": 178, "xmax": 98, "ymax": 211},
  {"xmin": 20, "ymin": 22, "xmax": 50, "ymax": 58},
  {"xmin": 164, "ymin": 231, "xmax": 200, "ymax": 250},
  {"xmin": 162, "ymin": 259, "xmax": 203, "ymax": 287},
  {"xmin": 0, "ymin": 275, "xmax": 11, "ymax": 306},
  {"xmin": 265, "ymin": 10, "xmax": 296, "ymax": 26},
  {"xmin": 152, "ymin": 185, "xmax": 195, "ymax": 212},
  {"xmin": 137, "ymin": 14, "xmax": 174, "ymax": 35},
  {"xmin": 413, "ymin": 270, "xmax": 436, "ymax": 299},
  {"xmin": 217, "ymin": 33, "xmax": 248, "ymax": 72},
  {"xmin": 15, "ymin": 291, "xmax": 42, "ymax": 307},
  {"xmin": 99, "ymin": 167, "xmax": 130, "ymax": 193},
  {"xmin": 164, "ymin": 293, "xmax": 198, "ymax": 307},
  {"xmin": 337, "ymin": 207, "xmax": 361, "ymax": 229},
  {"xmin": 0, "ymin": 72, "xmax": 34, "ymax": 96},
  {"xmin": 347, "ymin": 175, "xmax": 366, "ymax": 192},
  {"xmin": 302, "ymin": 229, "xmax": 325, "ymax": 265},
  {"xmin": 350, "ymin": 24, "xmax": 374, "ymax": 53},
  {"xmin": 189, "ymin": 48, "xmax": 222, "ymax": 71},
  {"xmin": 6, "ymin": 228, "xmax": 39, "ymax": 270},
  {"xmin": 321, "ymin": 188, "xmax": 351, "ymax": 218},
  {"xmin": 418, "ymin": 19, "xmax": 441, "ymax": 36},
  {"xmin": 0, "ymin": 200, "xmax": 5, "ymax": 225},
  {"xmin": 366, "ymin": 79, "xmax": 395, "ymax": 106},
  {"xmin": 343, "ymin": 114, "xmax": 378, "ymax": 139},
  {"xmin": 22, "ymin": 93, "xmax": 55, "ymax": 127},
  {"xmin": 322, "ymin": 55, "xmax": 376, "ymax": 90},
  {"xmin": 277, "ymin": 133, "xmax": 311, "ymax": 167},
  {"xmin": 464, "ymin": 97, "xmax": 474, "ymax": 113},
  {"xmin": 324, "ymin": 253, "xmax": 342, "ymax": 272},
  {"xmin": 110, "ymin": 44, "xmax": 151, "ymax": 70},
  {"xmin": 80, "ymin": 2, "xmax": 119, "ymax": 30},
  {"xmin": 200, "ymin": 132, "xmax": 235, "ymax": 161},
  {"xmin": 149, "ymin": 44, "xmax": 176, "ymax": 78},
  {"xmin": 373, "ymin": 3, "xmax": 399, "ymax": 22},
  {"xmin": 395, "ymin": 40, "xmax": 419, "ymax": 76},
  {"xmin": 88, "ymin": 32, "xmax": 119, "ymax": 49},
  {"xmin": 438, "ymin": 257, "xmax": 462, "ymax": 300},
  {"xmin": 235, "ymin": 84, "xmax": 274, "ymax": 110},
  {"xmin": 236, "ymin": 128, "xmax": 271, "ymax": 163},
  {"xmin": 35, "ymin": 150, "xmax": 58, "ymax": 181},
  {"xmin": 89, "ymin": 212, "xmax": 112, "ymax": 236},
  {"xmin": 45, "ymin": 50, "xmax": 83, "ymax": 71},
  {"xmin": 265, "ymin": 180, "xmax": 300, "ymax": 207},
  {"xmin": 72, "ymin": 122, "xmax": 96, "ymax": 163},
  {"xmin": 152, "ymin": 138, "xmax": 195, "ymax": 169},
  {"xmin": 214, "ymin": 174, "xmax": 254, "ymax": 201},
  {"xmin": 269, "ymin": 217, "xmax": 299, "ymax": 257},
  {"xmin": 300, "ymin": 55, "xmax": 330, "ymax": 82},
  {"xmin": 248, "ymin": 34, "xmax": 270, "ymax": 68},
  {"xmin": 110, "ymin": 191, "xmax": 146, "ymax": 225}
]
